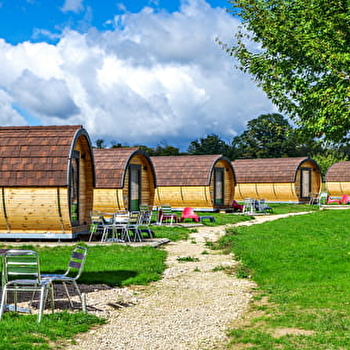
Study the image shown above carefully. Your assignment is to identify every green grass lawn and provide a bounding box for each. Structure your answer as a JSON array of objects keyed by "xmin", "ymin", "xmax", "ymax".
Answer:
[
  {"xmin": 0, "ymin": 204, "xmax": 326, "ymax": 349},
  {"xmin": 215, "ymin": 209, "xmax": 350, "ymax": 349}
]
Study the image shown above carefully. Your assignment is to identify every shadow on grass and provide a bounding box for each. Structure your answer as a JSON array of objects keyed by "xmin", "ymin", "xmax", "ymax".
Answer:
[{"xmin": 40, "ymin": 269, "xmax": 138, "ymax": 286}]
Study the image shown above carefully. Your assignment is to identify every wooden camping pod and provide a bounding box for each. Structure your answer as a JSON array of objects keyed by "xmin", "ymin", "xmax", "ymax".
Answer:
[
  {"xmin": 93, "ymin": 148, "xmax": 156, "ymax": 212},
  {"xmin": 0, "ymin": 125, "xmax": 95, "ymax": 239},
  {"xmin": 151, "ymin": 155, "xmax": 235, "ymax": 210},
  {"xmin": 325, "ymin": 161, "xmax": 350, "ymax": 196},
  {"xmin": 233, "ymin": 157, "xmax": 322, "ymax": 202}
]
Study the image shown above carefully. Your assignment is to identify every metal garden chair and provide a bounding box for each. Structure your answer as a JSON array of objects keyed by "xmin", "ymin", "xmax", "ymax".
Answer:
[
  {"xmin": 0, "ymin": 249, "xmax": 54, "ymax": 322},
  {"xmin": 41, "ymin": 246, "xmax": 87, "ymax": 310}
]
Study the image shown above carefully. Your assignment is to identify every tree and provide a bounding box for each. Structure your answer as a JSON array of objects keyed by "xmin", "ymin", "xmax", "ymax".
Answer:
[
  {"xmin": 232, "ymin": 113, "xmax": 303, "ymax": 158},
  {"xmin": 95, "ymin": 139, "xmax": 106, "ymax": 149},
  {"xmin": 187, "ymin": 134, "xmax": 231, "ymax": 157},
  {"xmin": 311, "ymin": 149, "xmax": 348, "ymax": 178},
  {"xmin": 225, "ymin": 0, "xmax": 350, "ymax": 142}
]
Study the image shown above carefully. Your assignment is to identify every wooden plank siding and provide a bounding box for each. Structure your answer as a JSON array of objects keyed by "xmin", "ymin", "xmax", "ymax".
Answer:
[
  {"xmin": 325, "ymin": 161, "xmax": 350, "ymax": 196},
  {"xmin": 0, "ymin": 125, "xmax": 95, "ymax": 239},
  {"xmin": 233, "ymin": 157, "xmax": 322, "ymax": 203},
  {"xmin": 152, "ymin": 155, "xmax": 235, "ymax": 210},
  {"xmin": 93, "ymin": 148, "xmax": 156, "ymax": 212}
]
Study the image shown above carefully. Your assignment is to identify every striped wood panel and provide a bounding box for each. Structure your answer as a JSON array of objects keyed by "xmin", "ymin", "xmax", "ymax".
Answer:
[
  {"xmin": 0, "ymin": 187, "xmax": 72, "ymax": 234},
  {"xmin": 326, "ymin": 182, "xmax": 350, "ymax": 196},
  {"xmin": 93, "ymin": 188, "xmax": 125, "ymax": 212}
]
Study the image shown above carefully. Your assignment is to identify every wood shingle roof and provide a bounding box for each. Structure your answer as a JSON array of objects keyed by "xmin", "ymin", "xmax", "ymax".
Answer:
[
  {"xmin": 94, "ymin": 147, "xmax": 153, "ymax": 188},
  {"xmin": 233, "ymin": 157, "xmax": 313, "ymax": 183},
  {"xmin": 326, "ymin": 161, "xmax": 350, "ymax": 182},
  {"xmin": 151, "ymin": 154, "xmax": 231, "ymax": 186},
  {"xmin": 0, "ymin": 125, "xmax": 86, "ymax": 187}
]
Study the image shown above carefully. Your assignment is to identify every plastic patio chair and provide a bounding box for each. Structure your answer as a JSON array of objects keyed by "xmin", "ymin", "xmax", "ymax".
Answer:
[
  {"xmin": 180, "ymin": 207, "xmax": 199, "ymax": 222},
  {"xmin": 41, "ymin": 246, "xmax": 87, "ymax": 309},
  {"xmin": 341, "ymin": 194, "xmax": 350, "ymax": 204},
  {"xmin": 0, "ymin": 249, "xmax": 54, "ymax": 322}
]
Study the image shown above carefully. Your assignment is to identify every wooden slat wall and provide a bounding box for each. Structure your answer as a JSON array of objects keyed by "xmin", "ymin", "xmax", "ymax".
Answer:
[
  {"xmin": 235, "ymin": 183, "xmax": 298, "ymax": 202},
  {"xmin": 0, "ymin": 187, "xmax": 72, "ymax": 234},
  {"xmin": 326, "ymin": 182, "xmax": 350, "ymax": 196},
  {"xmin": 93, "ymin": 188, "xmax": 125, "ymax": 212}
]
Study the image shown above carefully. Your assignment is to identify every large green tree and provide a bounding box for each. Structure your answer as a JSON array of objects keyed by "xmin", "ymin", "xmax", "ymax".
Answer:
[
  {"xmin": 232, "ymin": 113, "xmax": 320, "ymax": 158},
  {"xmin": 187, "ymin": 133, "xmax": 231, "ymax": 157},
  {"xmin": 226, "ymin": 0, "xmax": 350, "ymax": 142}
]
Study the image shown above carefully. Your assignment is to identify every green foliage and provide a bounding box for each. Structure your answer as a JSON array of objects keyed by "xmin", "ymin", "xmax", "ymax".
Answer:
[
  {"xmin": 311, "ymin": 148, "xmax": 348, "ymax": 178},
  {"xmin": 218, "ymin": 210, "xmax": 350, "ymax": 348},
  {"xmin": 187, "ymin": 133, "xmax": 231, "ymax": 157},
  {"xmin": 226, "ymin": 0, "xmax": 350, "ymax": 143},
  {"xmin": 232, "ymin": 113, "xmax": 316, "ymax": 158}
]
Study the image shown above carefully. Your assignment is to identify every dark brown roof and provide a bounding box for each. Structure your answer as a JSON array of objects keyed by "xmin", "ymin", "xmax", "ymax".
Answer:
[
  {"xmin": 0, "ymin": 125, "xmax": 87, "ymax": 186},
  {"xmin": 233, "ymin": 157, "xmax": 315, "ymax": 183},
  {"xmin": 151, "ymin": 155, "xmax": 232, "ymax": 186},
  {"xmin": 326, "ymin": 161, "xmax": 350, "ymax": 182},
  {"xmin": 94, "ymin": 148, "xmax": 155, "ymax": 188}
]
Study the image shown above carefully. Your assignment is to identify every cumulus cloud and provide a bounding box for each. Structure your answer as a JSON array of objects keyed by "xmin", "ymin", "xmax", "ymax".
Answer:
[
  {"xmin": 0, "ymin": 0, "xmax": 276, "ymax": 150},
  {"xmin": 61, "ymin": 0, "xmax": 84, "ymax": 13}
]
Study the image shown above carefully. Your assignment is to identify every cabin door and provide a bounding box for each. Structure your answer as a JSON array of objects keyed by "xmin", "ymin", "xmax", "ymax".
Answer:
[
  {"xmin": 129, "ymin": 164, "xmax": 141, "ymax": 211},
  {"xmin": 300, "ymin": 167, "xmax": 311, "ymax": 200},
  {"xmin": 69, "ymin": 150, "xmax": 80, "ymax": 226},
  {"xmin": 214, "ymin": 168, "xmax": 224, "ymax": 206}
]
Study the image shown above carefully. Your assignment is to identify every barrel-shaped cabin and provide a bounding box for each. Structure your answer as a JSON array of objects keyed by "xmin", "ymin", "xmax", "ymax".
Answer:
[
  {"xmin": 233, "ymin": 157, "xmax": 322, "ymax": 202},
  {"xmin": 93, "ymin": 148, "xmax": 156, "ymax": 212},
  {"xmin": 325, "ymin": 161, "xmax": 350, "ymax": 196},
  {"xmin": 151, "ymin": 155, "xmax": 235, "ymax": 210},
  {"xmin": 0, "ymin": 125, "xmax": 95, "ymax": 239}
]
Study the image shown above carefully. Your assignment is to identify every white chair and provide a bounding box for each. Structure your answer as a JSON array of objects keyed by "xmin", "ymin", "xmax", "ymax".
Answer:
[
  {"xmin": 0, "ymin": 249, "xmax": 54, "ymax": 322},
  {"xmin": 41, "ymin": 246, "xmax": 87, "ymax": 310}
]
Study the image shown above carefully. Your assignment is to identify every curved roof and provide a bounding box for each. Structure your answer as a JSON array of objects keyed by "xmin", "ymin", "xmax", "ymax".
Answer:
[
  {"xmin": 233, "ymin": 157, "xmax": 318, "ymax": 183},
  {"xmin": 151, "ymin": 154, "xmax": 234, "ymax": 186},
  {"xmin": 0, "ymin": 125, "xmax": 92, "ymax": 187},
  {"xmin": 94, "ymin": 147, "xmax": 156, "ymax": 188},
  {"xmin": 326, "ymin": 161, "xmax": 350, "ymax": 182}
]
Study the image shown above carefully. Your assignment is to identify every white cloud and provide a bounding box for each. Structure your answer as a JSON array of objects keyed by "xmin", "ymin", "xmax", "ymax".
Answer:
[
  {"xmin": 0, "ymin": 0, "xmax": 277, "ymax": 150},
  {"xmin": 61, "ymin": 0, "xmax": 84, "ymax": 13}
]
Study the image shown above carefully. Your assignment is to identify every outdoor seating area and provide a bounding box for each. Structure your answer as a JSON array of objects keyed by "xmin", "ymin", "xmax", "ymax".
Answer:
[
  {"xmin": 309, "ymin": 192, "xmax": 350, "ymax": 206},
  {"xmin": 242, "ymin": 198, "xmax": 273, "ymax": 215},
  {"xmin": 89, "ymin": 207, "xmax": 175, "ymax": 243},
  {"xmin": 0, "ymin": 246, "xmax": 87, "ymax": 322}
]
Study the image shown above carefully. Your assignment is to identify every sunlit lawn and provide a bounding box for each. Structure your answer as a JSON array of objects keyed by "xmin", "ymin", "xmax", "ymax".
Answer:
[
  {"xmin": 0, "ymin": 204, "xmax": 323, "ymax": 349},
  {"xmin": 215, "ymin": 209, "xmax": 350, "ymax": 349}
]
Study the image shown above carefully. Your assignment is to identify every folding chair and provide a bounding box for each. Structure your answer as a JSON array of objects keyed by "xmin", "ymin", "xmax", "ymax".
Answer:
[
  {"xmin": 41, "ymin": 246, "xmax": 87, "ymax": 309},
  {"xmin": 0, "ymin": 249, "xmax": 54, "ymax": 322}
]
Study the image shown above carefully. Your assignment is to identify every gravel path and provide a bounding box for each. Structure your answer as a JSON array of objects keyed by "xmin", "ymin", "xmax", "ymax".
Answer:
[{"xmin": 64, "ymin": 213, "xmax": 307, "ymax": 350}]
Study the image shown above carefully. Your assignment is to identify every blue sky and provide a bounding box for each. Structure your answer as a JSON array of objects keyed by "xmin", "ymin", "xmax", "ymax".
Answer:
[{"xmin": 0, "ymin": 0, "xmax": 276, "ymax": 150}]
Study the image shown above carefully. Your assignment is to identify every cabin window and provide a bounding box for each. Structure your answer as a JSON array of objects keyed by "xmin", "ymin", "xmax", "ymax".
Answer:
[
  {"xmin": 70, "ymin": 150, "xmax": 80, "ymax": 226},
  {"xmin": 300, "ymin": 167, "xmax": 311, "ymax": 199},
  {"xmin": 214, "ymin": 167, "xmax": 224, "ymax": 205},
  {"xmin": 129, "ymin": 164, "xmax": 141, "ymax": 211}
]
